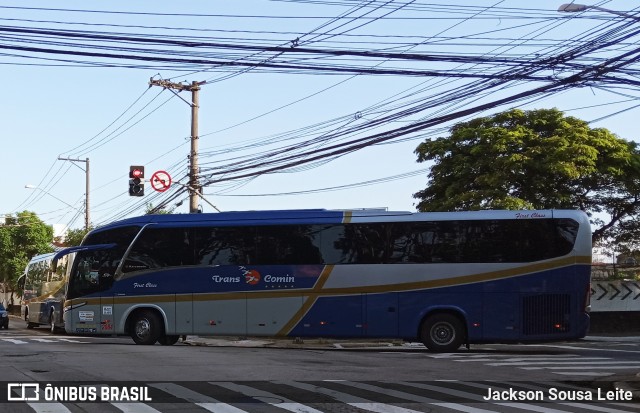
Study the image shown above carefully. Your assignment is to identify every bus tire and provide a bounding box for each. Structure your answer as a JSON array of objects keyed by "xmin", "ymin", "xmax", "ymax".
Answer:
[
  {"xmin": 131, "ymin": 310, "xmax": 163, "ymax": 345},
  {"xmin": 49, "ymin": 312, "xmax": 58, "ymax": 334},
  {"xmin": 25, "ymin": 313, "xmax": 36, "ymax": 329},
  {"xmin": 420, "ymin": 313, "xmax": 465, "ymax": 353},
  {"xmin": 158, "ymin": 335, "xmax": 180, "ymax": 346}
]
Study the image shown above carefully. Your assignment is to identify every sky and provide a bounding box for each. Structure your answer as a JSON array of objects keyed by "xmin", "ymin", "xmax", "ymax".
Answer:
[{"xmin": 2, "ymin": 0, "xmax": 640, "ymax": 233}]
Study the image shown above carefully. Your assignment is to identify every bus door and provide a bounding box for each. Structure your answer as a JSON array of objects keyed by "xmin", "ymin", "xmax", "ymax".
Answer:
[
  {"xmin": 54, "ymin": 244, "xmax": 116, "ymax": 334},
  {"xmin": 97, "ymin": 259, "xmax": 118, "ymax": 335}
]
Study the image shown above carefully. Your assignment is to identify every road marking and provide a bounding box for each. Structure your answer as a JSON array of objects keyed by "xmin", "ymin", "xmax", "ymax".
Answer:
[
  {"xmin": 27, "ymin": 404, "xmax": 72, "ymax": 413},
  {"xmin": 112, "ymin": 403, "xmax": 161, "ymax": 413},
  {"xmin": 488, "ymin": 360, "xmax": 628, "ymax": 366},
  {"xmin": 2, "ymin": 338, "xmax": 28, "ymax": 344},
  {"xmin": 150, "ymin": 382, "xmax": 247, "ymax": 413},
  {"xmin": 528, "ymin": 343, "xmax": 640, "ymax": 354},
  {"xmin": 456, "ymin": 356, "xmax": 594, "ymax": 362},
  {"xmin": 280, "ymin": 380, "xmax": 451, "ymax": 413},
  {"xmin": 339, "ymin": 381, "xmax": 497, "ymax": 413},
  {"xmin": 215, "ymin": 382, "xmax": 326, "ymax": 413},
  {"xmin": 522, "ymin": 365, "xmax": 640, "ymax": 370}
]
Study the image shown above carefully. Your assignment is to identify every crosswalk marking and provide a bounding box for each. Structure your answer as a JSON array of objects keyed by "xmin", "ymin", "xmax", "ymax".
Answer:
[
  {"xmin": 276, "ymin": 380, "xmax": 429, "ymax": 413},
  {"xmin": 111, "ymin": 404, "xmax": 161, "ymax": 413},
  {"xmin": 522, "ymin": 365, "xmax": 640, "ymax": 370},
  {"xmin": 27, "ymin": 404, "xmax": 72, "ymax": 413},
  {"xmin": 420, "ymin": 352, "xmax": 640, "ymax": 377},
  {"xmin": 335, "ymin": 381, "xmax": 498, "ymax": 413},
  {"xmin": 456, "ymin": 357, "xmax": 600, "ymax": 363},
  {"xmin": 487, "ymin": 361, "xmax": 635, "ymax": 366},
  {"xmin": 214, "ymin": 382, "xmax": 326, "ymax": 413},
  {"xmin": 2, "ymin": 338, "xmax": 28, "ymax": 344},
  {"xmin": 0, "ymin": 337, "xmax": 90, "ymax": 344},
  {"xmin": 149, "ymin": 382, "xmax": 249, "ymax": 413},
  {"xmin": 553, "ymin": 372, "xmax": 616, "ymax": 377}
]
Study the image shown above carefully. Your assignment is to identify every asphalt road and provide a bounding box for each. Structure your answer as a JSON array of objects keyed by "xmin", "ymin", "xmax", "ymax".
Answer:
[{"xmin": 1, "ymin": 318, "xmax": 639, "ymax": 412}]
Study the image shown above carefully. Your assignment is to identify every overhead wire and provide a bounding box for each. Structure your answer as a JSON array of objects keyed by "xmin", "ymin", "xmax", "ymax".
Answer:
[{"xmin": 5, "ymin": 2, "xmax": 640, "ymax": 221}]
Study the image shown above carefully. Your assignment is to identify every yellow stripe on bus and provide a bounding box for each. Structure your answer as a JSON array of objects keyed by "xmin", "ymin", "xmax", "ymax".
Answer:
[{"xmin": 64, "ymin": 256, "xmax": 591, "ymax": 321}]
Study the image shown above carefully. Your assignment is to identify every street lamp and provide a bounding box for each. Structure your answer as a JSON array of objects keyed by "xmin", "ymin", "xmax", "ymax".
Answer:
[
  {"xmin": 24, "ymin": 185, "xmax": 88, "ymax": 229},
  {"xmin": 558, "ymin": 3, "xmax": 639, "ymax": 20}
]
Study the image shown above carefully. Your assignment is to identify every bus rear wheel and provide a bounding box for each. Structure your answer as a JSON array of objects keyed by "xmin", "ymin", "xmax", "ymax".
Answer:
[
  {"xmin": 131, "ymin": 310, "xmax": 163, "ymax": 345},
  {"xmin": 49, "ymin": 313, "xmax": 57, "ymax": 334},
  {"xmin": 420, "ymin": 313, "xmax": 465, "ymax": 352},
  {"xmin": 25, "ymin": 313, "xmax": 36, "ymax": 329}
]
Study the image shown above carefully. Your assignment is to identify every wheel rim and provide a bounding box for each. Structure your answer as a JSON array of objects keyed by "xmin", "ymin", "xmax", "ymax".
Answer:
[
  {"xmin": 430, "ymin": 321, "xmax": 455, "ymax": 345},
  {"xmin": 135, "ymin": 318, "xmax": 151, "ymax": 341}
]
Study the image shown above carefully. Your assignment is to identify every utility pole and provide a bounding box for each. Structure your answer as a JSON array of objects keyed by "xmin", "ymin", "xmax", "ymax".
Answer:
[
  {"xmin": 149, "ymin": 78, "xmax": 204, "ymax": 213},
  {"xmin": 57, "ymin": 156, "xmax": 90, "ymax": 230}
]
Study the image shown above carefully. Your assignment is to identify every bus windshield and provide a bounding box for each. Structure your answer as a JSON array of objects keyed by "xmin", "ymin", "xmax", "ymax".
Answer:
[{"xmin": 67, "ymin": 225, "xmax": 140, "ymax": 299}]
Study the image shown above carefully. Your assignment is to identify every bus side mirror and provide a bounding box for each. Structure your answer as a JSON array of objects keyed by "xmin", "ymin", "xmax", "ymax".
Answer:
[{"xmin": 16, "ymin": 274, "xmax": 25, "ymax": 290}]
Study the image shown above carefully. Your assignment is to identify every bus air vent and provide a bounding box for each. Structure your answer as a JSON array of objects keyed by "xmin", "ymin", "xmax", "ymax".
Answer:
[{"xmin": 522, "ymin": 294, "xmax": 571, "ymax": 335}]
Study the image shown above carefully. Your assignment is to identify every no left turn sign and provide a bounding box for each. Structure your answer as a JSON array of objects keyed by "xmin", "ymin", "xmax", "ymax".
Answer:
[{"xmin": 151, "ymin": 170, "xmax": 172, "ymax": 192}]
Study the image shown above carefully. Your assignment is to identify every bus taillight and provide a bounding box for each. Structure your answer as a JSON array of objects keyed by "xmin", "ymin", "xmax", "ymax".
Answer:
[{"xmin": 584, "ymin": 283, "xmax": 592, "ymax": 313}]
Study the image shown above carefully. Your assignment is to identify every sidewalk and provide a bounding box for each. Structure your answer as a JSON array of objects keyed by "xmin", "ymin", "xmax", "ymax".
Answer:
[{"xmin": 181, "ymin": 335, "xmax": 413, "ymax": 350}]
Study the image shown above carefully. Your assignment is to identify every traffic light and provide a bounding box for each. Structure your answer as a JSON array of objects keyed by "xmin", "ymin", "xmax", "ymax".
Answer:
[{"xmin": 129, "ymin": 165, "xmax": 144, "ymax": 196}]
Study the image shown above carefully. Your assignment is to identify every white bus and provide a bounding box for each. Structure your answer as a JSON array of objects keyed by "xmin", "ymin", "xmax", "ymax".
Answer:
[{"xmin": 18, "ymin": 252, "xmax": 69, "ymax": 333}]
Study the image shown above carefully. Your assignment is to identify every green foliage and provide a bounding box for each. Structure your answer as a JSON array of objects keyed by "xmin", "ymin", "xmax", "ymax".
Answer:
[
  {"xmin": 64, "ymin": 226, "xmax": 93, "ymax": 247},
  {"xmin": 414, "ymin": 108, "xmax": 640, "ymax": 244},
  {"xmin": 145, "ymin": 203, "xmax": 173, "ymax": 215},
  {"xmin": 0, "ymin": 211, "xmax": 54, "ymax": 289}
]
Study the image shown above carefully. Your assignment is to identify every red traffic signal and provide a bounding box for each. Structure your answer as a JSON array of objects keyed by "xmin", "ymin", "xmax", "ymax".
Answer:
[
  {"xmin": 129, "ymin": 165, "xmax": 145, "ymax": 196},
  {"xmin": 129, "ymin": 165, "xmax": 144, "ymax": 179}
]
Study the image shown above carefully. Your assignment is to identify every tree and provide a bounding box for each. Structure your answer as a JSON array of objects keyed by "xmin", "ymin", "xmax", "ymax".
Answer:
[
  {"xmin": 64, "ymin": 226, "xmax": 93, "ymax": 247},
  {"xmin": 413, "ymin": 108, "xmax": 640, "ymax": 244},
  {"xmin": 0, "ymin": 211, "xmax": 54, "ymax": 292},
  {"xmin": 145, "ymin": 203, "xmax": 173, "ymax": 215}
]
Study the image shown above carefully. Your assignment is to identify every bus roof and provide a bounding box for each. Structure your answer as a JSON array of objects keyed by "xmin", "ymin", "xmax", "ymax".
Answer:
[
  {"xmin": 93, "ymin": 208, "xmax": 588, "ymax": 230},
  {"xmin": 26, "ymin": 252, "xmax": 56, "ymax": 264}
]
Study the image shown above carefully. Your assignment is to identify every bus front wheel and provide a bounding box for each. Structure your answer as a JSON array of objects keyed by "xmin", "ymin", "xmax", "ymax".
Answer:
[
  {"xmin": 420, "ymin": 313, "xmax": 465, "ymax": 352},
  {"xmin": 130, "ymin": 310, "xmax": 163, "ymax": 345}
]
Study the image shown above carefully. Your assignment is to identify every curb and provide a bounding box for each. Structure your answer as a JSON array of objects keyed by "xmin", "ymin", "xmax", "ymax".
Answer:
[{"xmin": 181, "ymin": 336, "xmax": 417, "ymax": 351}]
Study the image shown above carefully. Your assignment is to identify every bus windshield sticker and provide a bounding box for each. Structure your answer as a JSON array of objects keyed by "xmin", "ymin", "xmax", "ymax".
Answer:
[{"xmin": 78, "ymin": 311, "xmax": 94, "ymax": 321}]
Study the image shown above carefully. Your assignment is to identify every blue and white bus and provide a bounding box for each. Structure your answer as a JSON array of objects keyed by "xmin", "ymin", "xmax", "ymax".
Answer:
[{"xmin": 54, "ymin": 209, "xmax": 591, "ymax": 351}]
